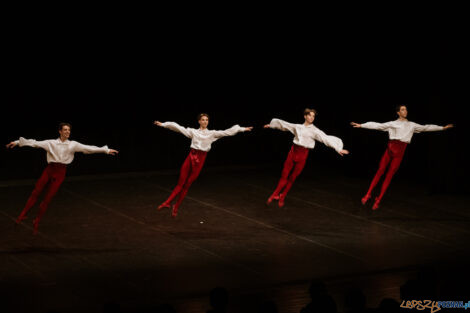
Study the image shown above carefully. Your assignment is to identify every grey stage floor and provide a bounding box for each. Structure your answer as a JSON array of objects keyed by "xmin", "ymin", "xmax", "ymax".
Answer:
[{"xmin": 1, "ymin": 166, "xmax": 469, "ymax": 312}]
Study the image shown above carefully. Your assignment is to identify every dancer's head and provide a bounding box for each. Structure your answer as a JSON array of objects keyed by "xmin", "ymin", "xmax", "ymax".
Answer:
[
  {"xmin": 304, "ymin": 108, "xmax": 317, "ymax": 125},
  {"xmin": 58, "ymin": 123, "xmax": 71, "ymax": 141},
  {"xmin": 396, "ymin": 105, "xmax": 408, "ymax": 119},
  {"xmin": 198, "ymin": 113, "xmax": 209, "ymax": 129}
]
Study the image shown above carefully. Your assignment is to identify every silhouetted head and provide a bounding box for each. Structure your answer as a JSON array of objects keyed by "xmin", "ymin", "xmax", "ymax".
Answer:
[
  {"xmin": 401, "ymin": 275, "xmax": 437, "ymax": 300},
  {"xmin": 317, "ymin": 294, "xmax": 338, "ymax": 313},
  {"xmin": 379, "ymin": 298, "xmax": 400, "ymax": 313},
  {"xmin": 344, "ymin": 287, "xmax": 366, "ymax": 311},
  {"xmin": 209, "ymin": 287, "xmax": 228, "ymax": 310},
  {"xmin": 308, "ymin": 279, "xmax": 327, "ymax": 299}
]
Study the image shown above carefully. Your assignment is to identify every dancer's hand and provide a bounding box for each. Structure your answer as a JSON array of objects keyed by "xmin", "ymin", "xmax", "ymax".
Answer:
[
  {"xmin": 263, "ymin": 124, "xmax": 270, "ymax": 128},
  {"xmin": 108, "ymin": 149, "xmax": 119, "ymax": 155},
  {"xmin": 350, "ymin": 122, "xmax": 361, "ymax": 128},
  {"xmin": 154, "ymin": 121, "xmax": 163, "ymax": 127},
  {"xmin": 443, "ymin": 124, "xmax": 454, "ymax": 130},
  {"xmin": 6, "ymin": 141, "xmax": 17, "ymax": 149},
  {"xmin": 245, "ymin": 127, "xmax": 253, "ymax": 131},
  {"xmin": 339, "ymin": 149, "xmax": 349, "ymax": 156}
]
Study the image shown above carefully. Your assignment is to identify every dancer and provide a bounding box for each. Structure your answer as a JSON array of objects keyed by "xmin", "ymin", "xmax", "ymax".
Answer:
[
  {"xmin": 265, "ymin": 108, "xmax": 349, "ymax": 207},
  {"xmin": 154, "ymin": 114, "xmax": 252, "ymax": 217},
  {"xmin": 351, "ymin": 104, "xmax": 453, "ymax": 210},
  {"xmin": 6, "ymin": 123, "xmax": 118, "ymax": 234}
]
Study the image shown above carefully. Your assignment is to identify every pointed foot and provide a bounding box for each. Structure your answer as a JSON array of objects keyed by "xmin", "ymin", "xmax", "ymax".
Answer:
[
  {"xmin": 361, "ymin": 194, "xmax": 371, "ymax": 205},
  {"xmin": 15, "ymin": 215, "xmax": 28, "ymax": 224},
  {"xmin": 32, "ymin": 218, "xmax": 39, "ymax": 235},
  {"xmin": 158, "ymin": 203, "xmax": 171, "ymax": 211},
  {"xmin": 372, "ymin": 198, "xmax": 380, "ymax": 210},
  {"xmin": 171, "ymin": 205, "xmax": 178, "ymax": 218},
  {"xmin": 266, "ymin": 194, "xmax": 279, "ymax": 205}
]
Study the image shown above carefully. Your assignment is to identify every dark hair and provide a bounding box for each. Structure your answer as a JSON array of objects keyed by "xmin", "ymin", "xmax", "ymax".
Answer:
[
  {"xmin": 304, "ymin": 108, "xmax": 317, "ymax": 116},
  {"xmin": 58, "ymin": 122, "xmax": 72, "ymax": 130},
  {"xmin": 396, "ymin": 104, "xmax": 407, "ymax": 112},
  {"xmin": 197, "ymin": 113, "xmax": 209, "ymax": 120}
]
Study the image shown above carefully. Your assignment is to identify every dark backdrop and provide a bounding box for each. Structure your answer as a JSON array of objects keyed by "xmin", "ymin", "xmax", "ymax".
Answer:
[{"xmin": 2, "ymin": 23, "xmax": 467, "ymax": 193}]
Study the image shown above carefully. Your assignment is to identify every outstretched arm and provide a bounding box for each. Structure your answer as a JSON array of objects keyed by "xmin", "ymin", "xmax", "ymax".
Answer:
[
  {"xmin": 154, "ymin": 121, "xmax": 194, "ymax": 139},
  {"xmin": 265, "ymin": 118, "xmax": 296, "ymax": 134},
  {"xmin": 6, "ymin": 137, "xmax": 51, "ymax": 150},
  {"xmin": 313, "ymin": 128, "xmax": 349, "ymax": 156},
  {"xmin": 351, "ymin": 121, "xmax": 396, "ymax": 131},
  {"xmin": 413, "ymin": 123, "xmax": 453, "ymax": 133},
  {"xmin": 213, "ymin": 125, "xmax": 251, "ymax": 139},
  {"xmin": 73, "ymin": 142, "xmax": 113, "ymax": 155}
]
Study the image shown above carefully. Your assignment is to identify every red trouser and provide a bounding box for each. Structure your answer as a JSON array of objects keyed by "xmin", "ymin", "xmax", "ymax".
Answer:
[
  {"xmin": 366, "ymin": 140, "xmax": 408, "ymax": 203},
  {"xmin": 272, "ymin": 144, "xmax": 309, "ymax": 200},
  {"xmin": 18, "ymin": 163, "xmax": 67, "ymax": 226},
  {"xmin": 162, "ymin": 149, "xmax": 208, "ymax": 212}
]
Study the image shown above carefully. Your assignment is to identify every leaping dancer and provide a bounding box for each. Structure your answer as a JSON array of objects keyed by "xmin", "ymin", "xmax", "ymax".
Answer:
[
  {"xmin": 6, "ymin": 123, "xmax": 119, "ymax": 234},
  {"xmin": 265, "ymin": 108, "xmax": 349, "ymax": 207},
  {"xmin": 154, "ymin": 114, "xmax": 252, "ymax": 217},
  {"xmin": 351, "ymin": 104, "xmax": 453, "ymax": 210}
]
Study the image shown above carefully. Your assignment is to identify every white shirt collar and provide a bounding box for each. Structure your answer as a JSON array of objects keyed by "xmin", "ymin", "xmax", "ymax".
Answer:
[{"xmin": 57, "ymin": 138, "xmax": 70, "ymax": 144}]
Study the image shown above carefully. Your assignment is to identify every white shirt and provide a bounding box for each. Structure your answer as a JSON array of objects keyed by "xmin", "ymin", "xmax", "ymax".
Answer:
[
  {"xmin": 161, "ymin": 122, "xmax": 246, "ymax": 152},
  {"xmin": 269, "ymin": 118, "xmax": 344, "ymax": 153},
  {"xmin": 361, "ymin": 119, "xmax": 444, "ymax": 143},
  {"xmin": 14, "ymin": 137, "xmax": 110, "ymax": 165}
]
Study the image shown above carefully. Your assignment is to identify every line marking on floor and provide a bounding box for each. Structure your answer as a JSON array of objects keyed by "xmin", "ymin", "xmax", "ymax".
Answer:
[
  {"xmin": 248, "ymin": 184, "xmax": 463, "ymax": 252},
  {"xmin": 63, "ymin": 188, "xmax": 263, "ymax": 277},
  {"xmin": 148, "ymin": 183, "xmax": 369, "ymax": 264},
  {"xmin": 0, "ymin": 210, "xmax": 139, "ymax": 289}
]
